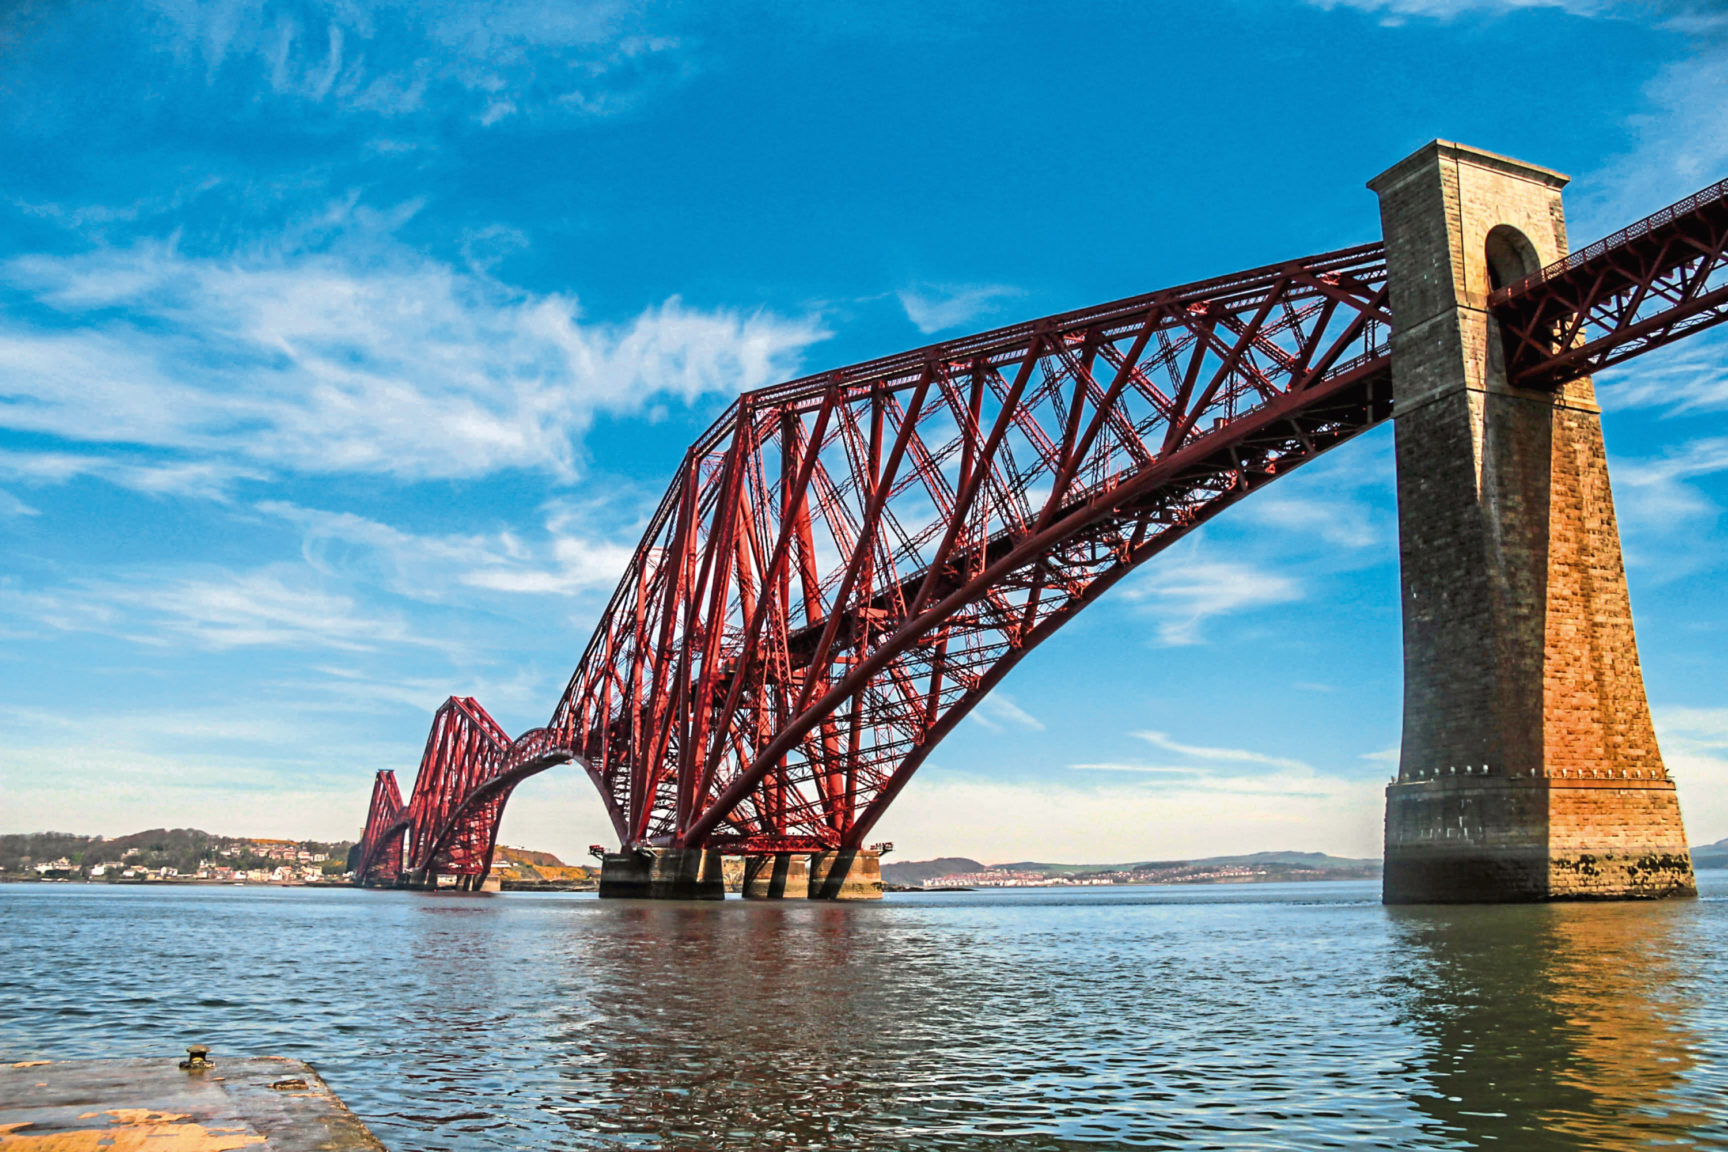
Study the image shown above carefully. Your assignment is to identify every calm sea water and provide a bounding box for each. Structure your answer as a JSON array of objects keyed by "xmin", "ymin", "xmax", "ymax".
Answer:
[{"xmin": 4, "ymin": 877, "xmax": 1728, "ymax": 1151}]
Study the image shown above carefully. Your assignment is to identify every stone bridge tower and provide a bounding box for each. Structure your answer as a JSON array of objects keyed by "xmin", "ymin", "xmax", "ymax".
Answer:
[{"xmin": 1369, "ymin": 141, "xmax": 1695, "ymax": 902}]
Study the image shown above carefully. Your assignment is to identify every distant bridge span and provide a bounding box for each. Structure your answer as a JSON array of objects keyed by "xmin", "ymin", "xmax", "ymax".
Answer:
[{"xmin": 358, "ymin": 146, "xmax": 1728, "ymax": 899}]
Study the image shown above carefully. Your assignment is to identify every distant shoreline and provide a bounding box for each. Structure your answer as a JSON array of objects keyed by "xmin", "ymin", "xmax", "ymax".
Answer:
[{"xmin": 0, "ymin": 876, "xmax": 357, "ymax": 889}]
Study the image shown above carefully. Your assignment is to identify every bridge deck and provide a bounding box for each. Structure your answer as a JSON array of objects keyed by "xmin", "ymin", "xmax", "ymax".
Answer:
[{"xmin": 1491, "ymin": 176, "xmax": 1728, "ymax": 388}]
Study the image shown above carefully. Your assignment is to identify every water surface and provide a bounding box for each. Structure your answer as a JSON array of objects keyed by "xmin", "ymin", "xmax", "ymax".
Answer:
[{"xmin": 4, "ymin": 877, "xmax": 1727, "ymax": 1150}]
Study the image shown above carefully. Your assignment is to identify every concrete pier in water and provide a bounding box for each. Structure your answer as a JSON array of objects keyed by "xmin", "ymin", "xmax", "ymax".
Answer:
[
  {"xmin": 597, "ymin": 848, "xmax": 725, "ymax": 899},
  {"xmin": 807, "ymin": 849, "xmax": 884, "ymax": 900},
  {"xmin": 0, "ymin": 1050, "xmax": 383, "ymax": 1151},
  {"xmin": 741, "ymin": 853, "xmax": 809, "ymax": 899}
]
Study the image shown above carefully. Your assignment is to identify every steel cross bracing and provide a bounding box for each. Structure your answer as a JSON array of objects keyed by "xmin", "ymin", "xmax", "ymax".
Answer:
[
  {"xmin": 355, "ymin": 172, "xmax": 1728, "ymax": 875},
  {"xmin": 548, "ymin": 245, "xmax": 1394, "ymax": 855},
  {"xmin": 353, "ymin": 697, "xmax": 569, "ymax": 886},
  {"xmin": 1491, "ymin": 176, "xmax": 1728, "ymax": 389},
  {"xmin": 354, "ymin": 770, "xmax": 405, "ymax": 883}
]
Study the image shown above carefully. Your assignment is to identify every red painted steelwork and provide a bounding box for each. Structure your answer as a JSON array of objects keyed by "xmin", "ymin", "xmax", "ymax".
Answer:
[
  {"xmin": 353, "ymin": 698, "xmax": 571, "ymax": 886},
  {"xmin": 354, "ymin": 770, "xmax": 405, "ymax": 884},
  {"xmin": 356, "ymin": 172, "xmax": 1728, "ymax": 877},
  {"xmin": 548, "ymin": 245, "xmax": 1395, "ymax": 855},
  {"xmin": 1492, "ymin": 176, "xmax": 1728, "ymax": 389}
]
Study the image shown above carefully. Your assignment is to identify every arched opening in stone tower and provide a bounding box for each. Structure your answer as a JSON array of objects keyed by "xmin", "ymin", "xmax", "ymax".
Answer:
[{"xmin": 1485, "ymin": 224, "xmax": 1541, "ymax": 291}]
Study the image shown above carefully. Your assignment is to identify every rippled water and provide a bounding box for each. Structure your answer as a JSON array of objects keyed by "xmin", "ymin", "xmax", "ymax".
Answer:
[{"xmin": 5, "ymin": 877, "xmax": 1728, "ymax": 1151}]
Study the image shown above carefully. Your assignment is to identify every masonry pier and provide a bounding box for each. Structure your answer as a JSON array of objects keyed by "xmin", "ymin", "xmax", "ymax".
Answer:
[
  {"xmin": 807, "ymin": 849, "xmax": 884, "ymax": 900},
  {"xmin": 597, "ymin": 848, "xmax": 726, "ymax": 899},
  {"xmin": 741, "ymin": 853, "xmax": 809, "ymax": 899},
  {"xmin": 1371, "ymin": 141, "xmax": 1696, "ymax": 902}
]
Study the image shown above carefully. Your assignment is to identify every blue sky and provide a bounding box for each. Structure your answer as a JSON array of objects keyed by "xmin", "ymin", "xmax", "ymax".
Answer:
[{"xmin": 4, "ymin": 0, "xmax": 1728, "ymax": 863}]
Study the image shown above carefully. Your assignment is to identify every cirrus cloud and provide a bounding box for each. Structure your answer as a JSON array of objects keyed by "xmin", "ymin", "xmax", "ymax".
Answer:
[{"xmin": 0, "ymin": 228, "xmax": 828, "ymax": 484}]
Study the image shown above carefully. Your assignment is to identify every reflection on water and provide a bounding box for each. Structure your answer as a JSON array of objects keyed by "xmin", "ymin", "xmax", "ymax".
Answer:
[
  {"xmin": 1389, "ymin": 899, "xmax": 1727, "ymax": 1150},
  {"xmin": 4, "ymin": 879, "xmax": 1728, "ymax": 1150}
]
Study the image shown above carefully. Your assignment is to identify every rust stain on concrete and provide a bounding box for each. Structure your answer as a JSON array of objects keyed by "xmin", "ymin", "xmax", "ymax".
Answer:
[
  {"xmin": 0, "ymin": 1057, "xmax": 383, "ymax": 1152},
  {"xmin": 0, "ymin": 1106, "xmax": 267, "ymax": 1151}
]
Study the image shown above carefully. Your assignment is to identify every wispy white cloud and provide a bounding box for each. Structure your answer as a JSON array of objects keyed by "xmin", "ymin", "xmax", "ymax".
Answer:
[
  {"xmin": 1575, "ymin": 26, "xmax": 1728, "ymax": 235},
  {"xmin": 1118, "ymin": 556, "xmax": 1301, "ymax": 645},
  {"xmin": 1598, "ymin": 329, "xmax": 1728, "ymax": 416},
  {"xmin": 1235, "ymin": 492, "xmax": 1381, "ymax": 548},
  {"xmin": 292, "ymin": 662, "xmax": 553, "ymax": 718},
  {"xmin": 0, "ymin": 488, "xmax": 38, "ymax": 517},
  {"xmin": 897, "ymin": 283, "xmax": 1023, "ymax": 335},
  {"xmin": 0, "ymin": 228, "xmax": 827, "ymax": 484},
  {"xmin": 5, "ymin": 565, "xmax": 428, "ymax": 652},
  {"xmin": 1612, "ymin": 435, "xmax": 1728, "ymax": 527},
  {"xmin": 1134, "ymin": 729, "xmax": 1311, "ymax": 772},
  {"xmin": 143, "ymin": 0, "xmax": 689, "ymax": 124},
  {"xmin": 0, "ymin": 693, "xmax": 623, "ymax": 847},
  {"xmin": 1304, "ymin": 0, "xmax": 1610, "ymax": 20},
  {"xmin": 0, "ymin": 447, "xmax": 263, "ymax": 501},
  {"xmin": 266, "ymin": 499, "xmax": 639, "ymax": 601},
  {"xmin": 1298, "ymin": 0, "xmax": 1727, "ymax": 237},
  {"xmin": 969, "ymin": 691, "xmax": 1046, "ymax": 733}
]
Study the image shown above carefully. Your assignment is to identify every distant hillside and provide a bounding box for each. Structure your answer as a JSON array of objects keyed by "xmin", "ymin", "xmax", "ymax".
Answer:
[
  {"xmin": 1693, "ymin": 838, "xmax": 1728, "ymax": 868},
  {"xmin": 883, "ymin": 850, "xmax": 1378, "ymax": 888},
  {"xmin": 495, "ymin": 845, "xmax": 568, "ymax": 868},
  {"xmin": 993, "ymin": 851, "xmax": 1379, "ymax": 875},
  {"xmin": 489, "ymin": 845, "xmax": 594, "ymax": 888},
  {"xmin": 881, "ymin": 857, "xmax": 987, "ymax": 886},
  {"xmin": 1, "ymin": 828, "xmax": 353, "ymax": 878}
]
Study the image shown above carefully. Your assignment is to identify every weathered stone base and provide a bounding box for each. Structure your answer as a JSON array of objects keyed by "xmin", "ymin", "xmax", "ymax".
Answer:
[
  {"xmin": 742, "ymin": 853, "xmax": 809, "ymax": 899},
  {"xmin": 1384, "ymin": 777, "xmax": 1696, "ymax": 903},
  {"xmin": 598, "ymin": 849, "xmax": 726, "ymax": 900},
  {"xmin": 807, "ymin": 849, "xmax": 883, "ymax": 900}
]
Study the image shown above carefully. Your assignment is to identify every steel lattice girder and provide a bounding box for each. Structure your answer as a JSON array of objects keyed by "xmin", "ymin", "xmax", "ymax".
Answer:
[
  {"xmin": 353, "ymin": 697, "xmax": 570, "ymax": 885},
  {"xmin": 410, "ymin": 720, "xmax": 571, "ymax": 878},
  {"xmin": 547, "ymin": 244, "xmax": 1395, "ymax": 855},
  {"xmin": 357, "ymin": 172, "xmax": 1728, "ymax": 870},
  {"xmin": 1492, "ymin": 176, "xmax": 1728, "ymax": 389},
  {"xmin": 355, "ymin": 770, "xmax": 406, "ymax": 884}
]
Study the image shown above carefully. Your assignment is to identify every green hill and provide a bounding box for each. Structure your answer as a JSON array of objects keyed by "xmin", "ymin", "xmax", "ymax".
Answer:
[{"xmin": 880, "ymin": 856, "xmax": 988, "ymax": 886}]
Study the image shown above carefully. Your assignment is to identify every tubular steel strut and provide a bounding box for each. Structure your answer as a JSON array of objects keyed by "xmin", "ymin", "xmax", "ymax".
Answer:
[{"xmin": 355, "ymin": 173, "xmax": 1728, "ymax": 874}]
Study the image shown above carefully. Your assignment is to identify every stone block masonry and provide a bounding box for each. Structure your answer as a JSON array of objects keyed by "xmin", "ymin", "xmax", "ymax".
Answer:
[
  {"xmin": 597, "ymin": 848, "xmax": 726, "ymax": 899},
  {"xmin": 1370, "ymin": 140, "xmax": 1695, "ymax": 902}
]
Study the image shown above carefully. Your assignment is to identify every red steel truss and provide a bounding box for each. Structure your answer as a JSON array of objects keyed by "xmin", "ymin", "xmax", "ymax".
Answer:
[
  {"xmin": 355, "ymin": 173, "xmax": 1728, "ymax": 875},
  {"xmin": 1492, "ymin": 176, "xmax": 1728, "ymax": 389},
  {"xmin": 354, "ymin": 697, "xmax": 569, "ymax": 887},
  {"xmin": 354, "ymin": 769, "xmax": 405, "ymax": 884},
  {"xmin": 548, "ymin": 246, "xmax": 1394, "ymax": 854}
]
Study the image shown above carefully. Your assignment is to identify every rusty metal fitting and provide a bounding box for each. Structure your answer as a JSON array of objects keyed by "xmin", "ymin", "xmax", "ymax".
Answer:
[{"xmin": 179, "ymin": 1045, "xmax": 212, "ymax": 1070}]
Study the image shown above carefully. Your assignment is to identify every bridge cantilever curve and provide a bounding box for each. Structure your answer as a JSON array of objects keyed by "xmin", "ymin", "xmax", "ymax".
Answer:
[
  {"xmin": 550, "ymin": 243, "xmax": 1394, "ymax": 856},
  {"xmin": 357, "ymin": 167, "xmax": 1728, "ymax": 888},
  {"xmin": 355, "ymin": 697, "xmax": 575, "ymax": 888}
]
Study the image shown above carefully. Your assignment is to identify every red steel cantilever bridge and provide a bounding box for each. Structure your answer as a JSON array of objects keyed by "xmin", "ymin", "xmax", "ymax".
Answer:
[{"xmin": 355, "ymin": 171, "xmax": 1728, "ymax": 889}]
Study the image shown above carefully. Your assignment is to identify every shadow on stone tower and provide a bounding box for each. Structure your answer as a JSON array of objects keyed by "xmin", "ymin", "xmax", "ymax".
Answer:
[{"xmin": 1371, "ymin": 141, "xmax": 1695, "ymax": 903}]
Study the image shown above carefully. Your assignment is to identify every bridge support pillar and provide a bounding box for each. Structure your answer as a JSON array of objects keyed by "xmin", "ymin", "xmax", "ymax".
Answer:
[
  {"xmin": 448, "ymin": 873, "xmax": 498, "ymax": 893},
  {"xmin": 597, "ymin": 849, "xmax": 725, "ymax": 900},
  {"xmin": 741, "ymin": 853, "xmax": 809, "ymax": 899},
  {"xmin": 1370, "ymin": 140, "xmax": 1694, "ymax": 903},
  {"xmin": 807, "ymin": 849, "xmax": 883, "ymax": 900}
]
